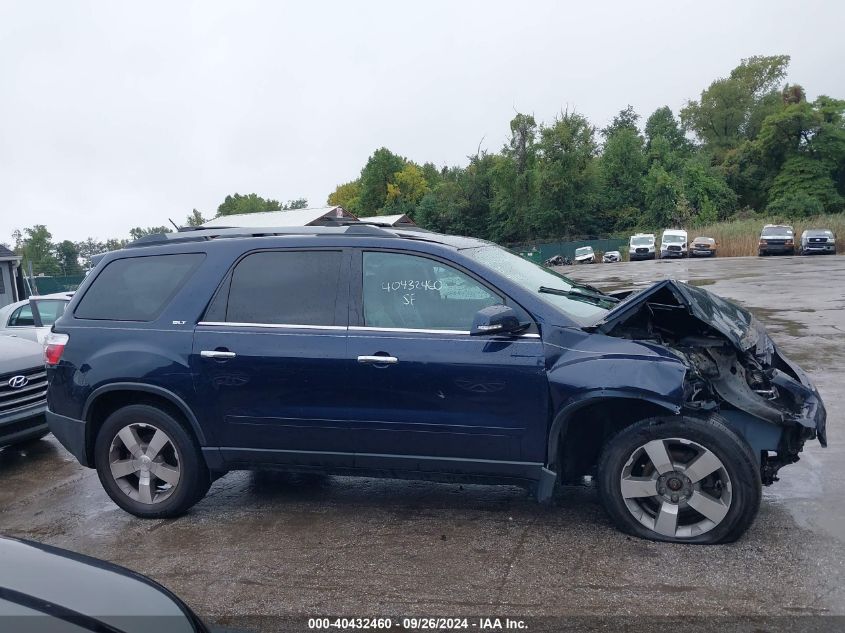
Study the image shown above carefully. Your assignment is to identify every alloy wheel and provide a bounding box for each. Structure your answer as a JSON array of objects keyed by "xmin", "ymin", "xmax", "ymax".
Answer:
[
  {"xmin": 108, "ymin": 423, "xmax": 181, "ymax": 504},
  {"xmin": 620, "ymin": 437, "xmax": 732, "ymax": 539}
]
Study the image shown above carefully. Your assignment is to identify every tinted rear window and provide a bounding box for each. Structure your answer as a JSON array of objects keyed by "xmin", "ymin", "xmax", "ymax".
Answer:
[
  {"xmin": 223, "ymin": 250, "xmax": 342, "ymax": 325},
  {"xmin": 75, "ymin": 254, "xmax": 204, "ymax": 321}
]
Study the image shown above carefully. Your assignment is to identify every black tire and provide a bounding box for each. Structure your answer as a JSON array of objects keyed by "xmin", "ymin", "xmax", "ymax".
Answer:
[
  {"xmin": 597, "ymin": 415, "xmax": 761, "ymax": 544},
  {"xmin": 94, "ymin": 404, "xmax": 210, "ymax": 518}
]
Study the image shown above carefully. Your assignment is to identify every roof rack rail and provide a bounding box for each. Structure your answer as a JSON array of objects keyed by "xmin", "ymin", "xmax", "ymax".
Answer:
[{"xmin": 123, "ymin": 224, "xmax": 399, "ymax": 249}]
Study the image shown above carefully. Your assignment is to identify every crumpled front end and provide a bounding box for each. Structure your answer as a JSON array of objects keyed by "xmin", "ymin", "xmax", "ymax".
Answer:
[{"xmin": 594, "ymin": 279, "xmax": 827, "ymax": 484}]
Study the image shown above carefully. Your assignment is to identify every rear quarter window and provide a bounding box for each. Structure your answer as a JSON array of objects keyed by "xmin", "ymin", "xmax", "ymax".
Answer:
[{"xmin": 74, "ymin": 253, "xmax": 204, "ymax": 321}]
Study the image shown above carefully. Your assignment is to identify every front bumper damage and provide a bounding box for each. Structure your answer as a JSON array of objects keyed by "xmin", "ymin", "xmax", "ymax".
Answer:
[{"xmin": 595, "ymin": 280, "xmax": 827, "ymax": 484}]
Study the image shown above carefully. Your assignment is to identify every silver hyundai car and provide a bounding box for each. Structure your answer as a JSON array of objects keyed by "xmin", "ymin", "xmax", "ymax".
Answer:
[{"xmin": 0, "ymin": 335, "xmax": 48, "ymax": 448}]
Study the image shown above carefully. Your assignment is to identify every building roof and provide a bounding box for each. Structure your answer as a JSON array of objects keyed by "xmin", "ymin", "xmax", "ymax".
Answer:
[
  {"xmin": 202, "ymin": 206, "xmax": 356, "ymax": 228},
  {"xmin": 0, "ymin": 245, "xmax": 21, "ymax": 261},
  {"xmin": 357, "ymin": 214, "xmax": 416, "ymax": 227}
]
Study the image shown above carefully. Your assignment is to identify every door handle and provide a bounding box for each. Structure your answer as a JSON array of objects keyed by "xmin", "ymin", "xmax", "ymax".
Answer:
[
  {"xmin": 200, "ymin": 350, "xmax": 236, "ymax": 359},
  {"xmin": 357, "ymin": 355, "xmax": 398, "ymax": 365}
]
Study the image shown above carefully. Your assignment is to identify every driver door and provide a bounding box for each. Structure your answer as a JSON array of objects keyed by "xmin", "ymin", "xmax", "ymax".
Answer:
[{"xmin": 344, "ymin": 250, "xmax": 548, "ymax": 466}]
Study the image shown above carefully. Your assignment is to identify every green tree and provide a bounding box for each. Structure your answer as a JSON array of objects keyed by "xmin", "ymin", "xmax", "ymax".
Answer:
[
  {"xmin": 76, "ymin": 238, "xmax": 106, "ymax": 269},
  {"xmin": 216, "ymin": 193, "xmax": 282, "ymax": 217},
  {"xmin": 645, "ymin": 106, "xmax": 689, "ymax": 155},
  {"xmin": 600, "ymin": 126, "xmax": 646, "ymax": 220},
  {"xmin": 681, "ymin": 55, "xmax": 790, "ymax": 159},
  {"xmin": 129, "ymin": 226, "xmax": 172, "ymax": 240},
  {"xmin": 357, "ymin": 148, "xmax": 407, "ymax": 214},
  {"xmin": 602, "ymin": 105, "xmax": 639, "ymax": 138},
  {"xmin": 534, "ymin": 111, "xmax": 600, "ymax": 237},
  {"xmin": 56, "ymin": 240, "xmax": 83, "ymax": 275},
  {"xmin": 385, "ymin": 163, "xmax": 430, "ymax": 213},
  {"xmin": 283, "ymin": 198, "xmax": 308, "ymax": 210},
  {"xmin": 17, "ymin": 225, "xmax": 60, "ymax": 275},
  {"xmin": 643, "ymin": 165, "xmax": 682, "ymax": 228},
  {"xmin": 185, "ymin": 209, "xmax": 206, "ymax": 227},
  {"xmin": 327, "ymin": 180, "xmax": 362, "ymax": 212}
]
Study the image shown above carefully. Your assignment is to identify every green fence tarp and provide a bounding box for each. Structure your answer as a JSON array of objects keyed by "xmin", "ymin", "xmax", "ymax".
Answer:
[
  {"xmin": 516, "ymin": 238, "xmax": 627, "ymax": 262},
  {"xmin": 26, "ymin": 275, "xmax": 85, "ymax": 297}
]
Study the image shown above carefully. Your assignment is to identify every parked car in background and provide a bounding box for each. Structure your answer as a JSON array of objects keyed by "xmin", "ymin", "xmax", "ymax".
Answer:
[
  {"xmin": 543, "ymin": 254, "xmax": 571, "ymax": 267},
  {"xmin": 758, "ymin": 224, "xmax": 795, "ymax": 256},
  {"xmin": 0, "ymin": 292, "xmax": 73, "ymax": 344},
  {"xmin": 574, "ymin": 245, "xmax": 595, "ymax": 263},
  {"xmin": 602, "ymin": 250, "xmax": 621, "ymax": 263},
  {"xmin": 44, "ymin": 225, "xmax": 826, "ymax": 544},
  {"xmin": 0, "ymin": 536, "xmax": 210, "ymax": 632},
  {"xmin": 628, "ymin": 233, "xmax": 656, "ymax": 260},
  {"xmin": 800, "ymin": 229, "xmax": 836, "ymax": 255},
  {"xmin": 690, "ymin": 237, "xmax": 717, "ymax": 257},
  {"xmin": 659, "ymin": 229, "xmax": 688, "ymax": 258},
  {"xmin": 0, "ymin": 335, "xmax": 48, "ymax": 449}
]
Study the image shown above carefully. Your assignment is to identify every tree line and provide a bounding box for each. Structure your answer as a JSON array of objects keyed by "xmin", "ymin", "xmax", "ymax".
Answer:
[{"xmin": 327, "ymin": 55, "xmax": 845, "ymax": 244}]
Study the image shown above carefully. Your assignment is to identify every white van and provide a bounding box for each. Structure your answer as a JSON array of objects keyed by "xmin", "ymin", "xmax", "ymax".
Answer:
[
  {"xmin": 628, "ymin": 233, "xmax": 656, "ymax": 260},
  {"xmin": 660, "ymin": 229, "xmax": 688, "ymax": 258}
]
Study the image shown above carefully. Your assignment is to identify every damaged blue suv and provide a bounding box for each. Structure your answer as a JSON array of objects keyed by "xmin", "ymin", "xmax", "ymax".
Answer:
[{"xmin": 45, "ymin": 224, "xmax": 826, "ymax": 544}]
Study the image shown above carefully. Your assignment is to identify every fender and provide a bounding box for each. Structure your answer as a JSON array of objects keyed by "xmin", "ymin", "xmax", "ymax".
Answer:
[
  {"xmin": 83, "ymin": 382, "xmax": 208, "ymax": 446},
  {"xmin": 545, "ymin": 389, "xmax": 681, "ymax": 467}
]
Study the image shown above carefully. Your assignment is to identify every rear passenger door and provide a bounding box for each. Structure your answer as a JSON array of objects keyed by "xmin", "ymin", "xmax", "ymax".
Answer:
[
  {"xmin": 345, "ymin": 250, "xmax": 548, "ymax": 466},
  {"xmin": 192, "ymin": 249, "xmax": 352, "ymax": 465}
]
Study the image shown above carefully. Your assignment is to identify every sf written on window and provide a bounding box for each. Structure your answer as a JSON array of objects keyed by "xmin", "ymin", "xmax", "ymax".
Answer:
[{"xmin": 362, "ymin": 252, "xmax": 500, "ymax": 331}]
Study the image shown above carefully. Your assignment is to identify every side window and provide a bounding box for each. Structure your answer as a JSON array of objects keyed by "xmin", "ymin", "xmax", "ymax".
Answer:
[
  {"xmin": 8, "ymin": 304, "xmax": 35, "ymax": 327},
  {"xmin": 224, "ymin": 251, "xmax": 342, "ymax": 326},
  {"xmin": 75, "ymin": 254, "xmax": 205, "ymax": 321},
  {"xmin": 32, "ymin": 300, "xmax": 67, "ymax": 326},
  {"xmin": 363, "ymin": 252, "xmax": 500, "ymax": 331}
]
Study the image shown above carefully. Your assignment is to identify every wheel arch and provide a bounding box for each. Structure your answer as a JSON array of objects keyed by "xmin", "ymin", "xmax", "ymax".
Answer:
[
  {"xmin": 83, "ymin": 383, "xmax": 207, "ymax": 468},
  {"xmin": 547, "ymin": 391, "xmax": 680, "ymax": 480}
]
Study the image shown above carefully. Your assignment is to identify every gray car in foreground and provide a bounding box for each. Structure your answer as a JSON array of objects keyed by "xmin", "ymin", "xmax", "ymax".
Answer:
[
  {"xmin": 0, "ymin": 336, "xmax": 48, "ymax": 448},
  {"xmin": 0, "ymin": 536, "xmax": 210, "ymax": 632}
]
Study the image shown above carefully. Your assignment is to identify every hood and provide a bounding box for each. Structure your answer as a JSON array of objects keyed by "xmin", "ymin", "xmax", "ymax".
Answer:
[
  {"xmin": 595, "ymin": 280, "xmax": 759, "ymax": 352},
  {"xmin": 0, "ymin": 336, "xmax": 44, "ymax": 374}
]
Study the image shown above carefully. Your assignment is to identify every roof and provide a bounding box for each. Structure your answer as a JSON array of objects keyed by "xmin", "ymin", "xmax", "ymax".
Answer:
[
  {"xmin": 357, "ymin": 214, "xmax": 416, "ymax": 227},
  {"xmin": 0, "ymin": 245, "xmax": 21, "ymax": 261},
  {"xmin": 202, "ymin": 206, "xmax": 356, "ymax": 228}
]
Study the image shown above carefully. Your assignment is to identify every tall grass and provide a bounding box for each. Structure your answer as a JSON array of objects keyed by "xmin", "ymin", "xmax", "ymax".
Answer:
[{"xmin": 690, "ymin": 214, "xmax": 845, "ymax": 257}]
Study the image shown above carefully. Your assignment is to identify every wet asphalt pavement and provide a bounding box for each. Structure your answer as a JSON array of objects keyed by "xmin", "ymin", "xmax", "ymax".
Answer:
[{"xmin": 1, "ymin": 255, "xmax": 843, "ymax": 627}]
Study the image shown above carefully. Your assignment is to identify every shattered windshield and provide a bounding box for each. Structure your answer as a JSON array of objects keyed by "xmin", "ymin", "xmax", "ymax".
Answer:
[{"xmin": 461, "ymin": 245, "xmax": 610, "ymax": 322}]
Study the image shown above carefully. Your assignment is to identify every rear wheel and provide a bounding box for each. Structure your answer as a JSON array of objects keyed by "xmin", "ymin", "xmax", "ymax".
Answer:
[
  {"xmin": 94, "ymin": 405, "xmax": 210, "ymax": 518},
  {"xmin": 597, "ymin": 415, "xmax": 761, "ymax": 544}
]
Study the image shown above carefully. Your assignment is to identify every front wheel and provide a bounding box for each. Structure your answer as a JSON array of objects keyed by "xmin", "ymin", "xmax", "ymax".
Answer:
[
  {"xmin": 94, "ymin": 405, "xmax": 210, "ymax": 518},
  {"xmin": 597, "ymin": 415, "xmax": 761, "ymax": 544}
]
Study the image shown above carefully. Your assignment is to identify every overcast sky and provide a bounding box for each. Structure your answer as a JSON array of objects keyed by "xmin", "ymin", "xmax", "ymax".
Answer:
[{"xmin": 1, "ymin": 0, "xmax": 842, "ymax": 244}]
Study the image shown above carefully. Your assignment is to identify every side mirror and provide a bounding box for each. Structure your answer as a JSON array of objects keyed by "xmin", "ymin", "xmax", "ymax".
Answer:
[{"xmin": 470, "ymin": 304, "xmax": 526, "ymax": 336}]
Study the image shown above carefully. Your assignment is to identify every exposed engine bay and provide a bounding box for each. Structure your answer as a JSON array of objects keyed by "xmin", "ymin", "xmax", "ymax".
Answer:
[{"xmin": 594, "ymin": 280, "xmax": 827, "ymax": 484}]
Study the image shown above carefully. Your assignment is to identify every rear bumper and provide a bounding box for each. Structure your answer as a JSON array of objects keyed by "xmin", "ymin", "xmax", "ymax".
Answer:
[
  {"xmin": 46, "ymin": 409, "xmax": 91, "ymax": 467},
  {"xmin": 0, "ymin": 402, "xmax": 48, "ymax": 448}
]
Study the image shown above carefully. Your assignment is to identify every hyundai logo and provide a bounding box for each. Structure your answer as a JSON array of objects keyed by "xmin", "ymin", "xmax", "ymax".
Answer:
[{"xmin": 8, "ymin": 375, "xmax": 28, "ymax": 389}]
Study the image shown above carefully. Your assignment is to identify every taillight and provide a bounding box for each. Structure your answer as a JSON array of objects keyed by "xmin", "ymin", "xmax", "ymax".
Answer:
[{"xmin": 44, "ymin": 332, "xmax": 69, "ymax": 366}]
